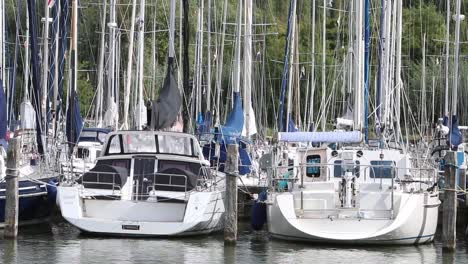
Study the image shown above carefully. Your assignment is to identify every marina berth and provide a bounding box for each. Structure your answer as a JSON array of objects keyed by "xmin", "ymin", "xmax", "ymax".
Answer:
[
  {"xmin": 265, "ymin": 135, "xmax": 440, "ymax": 245},
  {"xmin": 57, "ymin": 130, "xmax": 225, "ymax": 236}
]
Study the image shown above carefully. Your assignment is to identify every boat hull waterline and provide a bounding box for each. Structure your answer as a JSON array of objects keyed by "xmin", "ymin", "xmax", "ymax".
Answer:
[
  {"xmin": 267, "ymin": 192, "xmax": 440, "ymax": 245},
  {"xmin": 58, "ymin": 186, "xmax": 225, "ymax": 237}
]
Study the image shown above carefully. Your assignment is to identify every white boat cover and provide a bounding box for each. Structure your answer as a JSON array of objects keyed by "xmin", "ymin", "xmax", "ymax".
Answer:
[
  {"xmin": 20, "ymin": 101, "xmax": 36, "ymax": 130},
  {"xmin": 277, "ymin": 131, "xmax": 362, "ymax": 143}
]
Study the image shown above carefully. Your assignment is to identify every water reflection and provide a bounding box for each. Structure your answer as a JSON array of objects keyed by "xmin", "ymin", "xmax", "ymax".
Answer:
[{"xmin": 0, "ymin": 221, "xmax": 467, "ymax": 264}]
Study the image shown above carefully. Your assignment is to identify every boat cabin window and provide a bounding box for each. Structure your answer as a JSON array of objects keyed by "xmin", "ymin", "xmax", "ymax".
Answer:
[
  {"xmin": 123, "ymin": 134, "xmax": 157, "ymax": 153},
  {"xmin": 157, "ymin": 135, "xmax": 196, "ymax": 156},
  {"xmin": 105, "ymin": 133, "xmax": 199, "ymax": 157},
  {"xmin": 306, "ymin": 155, "xmax": 321, "ymax": 177},
  {"xmin": 97, "ymin": 159, "xmax": 131, "ymax": 172},
  {"xmin": 334, "ymin": 160, "xmax": 360, "ymax": 177},
  {"xmin": 370, "ymin": 160, "xmax": 396, "ymax": 178},
  {"xmin": 107, "ymin": 135, "xmax": 122, "ymax": 154},
  {"xmin": 76, "ymin": 147, "xmax": 89, "ymax": 159}
]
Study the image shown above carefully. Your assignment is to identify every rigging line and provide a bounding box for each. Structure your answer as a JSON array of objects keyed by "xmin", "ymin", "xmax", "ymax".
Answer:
[{"xmin": 401, "ymin": 82, "xmax": 427, "ymax": 146}]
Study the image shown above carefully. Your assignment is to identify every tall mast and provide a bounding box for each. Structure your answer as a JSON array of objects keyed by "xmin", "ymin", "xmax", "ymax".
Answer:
[
  {"xmin": 123, "ymin": 0, "xmax": 136, "ymax": 129},
  {"xmin": 169, "ymin": 0, "xmax": 176, "ymax": 58},
  {"xmin": 0, "ymin": 0, "xmax": 4, "ymax": 90},
  {"xmin": 244, "ymin": 0, "xmax": 253, "ymax": 136},
  {"xmin": 206, "ymin": 0, "xmax": 212, "ymax": 113},
  {"xmin": 421, "ymin": 34, "xmax": 426, "ymax": 134},
  {"xmin": 285, "ymin": 0, "xmax": 297, "ymax": 132},
  {"xmin": 354, "ymin": 0, "xmax": 364, "ymax": 131},
  {"xmin": 364, "ymin": 0, "xmax": 371, "ymax": 142},
  {"xmin": 445, "ymin": 0, "xmax": 451, "ymax": 116},
  {"xmin": 52, "ymin": 0, "xmax": 61, "ymax": 135},
  {"xmin": 178, "ymin": 0, "xmax": 183, "ymax": 92},
  {"xmin": 109, "ymin": 0, "xmax": 118, "ymax": 129},
  {"xmin": 195, "ymin": 0, "xmax": 204, "ymax": 119},
  {"xmin": 394, "ymin": 0, "xmax": 402, "ymax": 146},
  {"xmin": 233, "ymin": 0, "xmax": 242, "ymax": 94},
  {"xmin": 24, "ymin": 7, "xmax": 30, "ymax": 101},
  {"xmin": 70, "ymin": 0, "xmax": 78, "ymax": 147},
  {"xmin": 71, "ymin": 0, "xmax": 78, "ymax": 93},
  {"xmin": 376, "ymin": 0, "xmax": 387, "ymax": 135},
  {"xmin": 321, "ymin": 0, "xmax": 327, "ymax": 131},
  {"xmin": 136, "ymin": 0, "xmax": 147, "ymax": 130},
  {"xmin": 215, "ymin": 0, "xmax": 228, "ymax": 126},
  {"xmin": 451, "ymin": 0, "xmax": 462, "ymax": 118},
  {"xmin": 42, "ymin": 0, "xmax": 51, "ymax": 133},
  {"xmin": 96, "ymin": 0, "xmax": 108, "ymax": 127},
  {"xmin": 307, "ymin": 0, "xmax": 316, "ymax": 131}
]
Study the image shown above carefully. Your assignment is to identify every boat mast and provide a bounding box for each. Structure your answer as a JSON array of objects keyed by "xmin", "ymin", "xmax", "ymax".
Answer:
[
  {"xmin": 307, "ymin": 0, "xmax": 316, "ymax": 131},
  {"xmin": 364, "ymin": 0, "xmax": 371, "ymax": 143},
  {"xmin": 285, "ymin": 0, "xmax": 297, "ymax": 132},
  {"xmin": 195, "ymin": 0, "xmax": 204, "ymax": 122},
  {"xmin": 169, "ymin": 0, "xmax": 176, "ymax": 58},
  {"xmin": 445, "ymin": 0, "xmax": 451, "ymax": 117},
  {"xmin": 178, "ymin": 0, "xmax": 183, "ymax": 92},
  {"xmin": 233, "ymin": 0, "xmax": 242, "ymax": 95},
  {"xmin": 244, "ymin": 0, "xmax": 254, "ymax": 136},
  {"xmin": 376, "ymin": 0, "xmax": 387, "ymax": 137},
  {"xmin": 135, "ymin": 0, "xmax": 147, "ymax": 130},
  {"xmin": 41, "ymin": 0, "xmax": 51, "ymax": 136},
  {"xmin": 421, "ymin": 34, "xmax": 426, "ymax": 135},
  {"xmin": 450, "ymin": 0, "xmax": 462, "ymax": 146},
  {"xmin": 206, "ymin": 0, "xmax": 212, "ymax": 115},
  {"xmin": 24, "ymin": 7, "xmax": 30, "ymax": 101},
  {"xmin": 52, "ymin": 0, "xmax": 61, "ymax": 136},
  {"xmin": 354, "ymin": 0, "xmax": 364, "ymax": 131},
  {"xmin": 70, "ymin": 0, "xmax": 78, "ymax": 146},
  {"xmin": 321, "ymin": 0, "xmax": 326, "ymax": 131},
  {"xmin": 394, "ymin": 0, "xmax": 403, "ymax": 147},
  {"xmin": 0, "ymin": 0, "xmax": 4, "ymax": 91},
  {"xmin": 123, "ymin": 0, "xmax": 136, "ymax": 129},
  {"xmin": 96, "ymin": 0, "xmax": 108, "ymax": 127},
  {"xmin": 109, "ymin": 0, "xmax": 118, "ymax": 129},
  {"xmin": 215, "ymin": 0, "xmax": 228, "ymax": 126}
]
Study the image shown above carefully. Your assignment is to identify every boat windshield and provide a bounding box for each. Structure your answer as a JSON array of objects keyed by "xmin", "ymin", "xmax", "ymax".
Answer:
[
  {"xmin": 158, "ymin": 134, "xmax": 194, "ymax": 156},
  {"xmin": 106, "ymin": 133, "xmax": 198, "ymax": 157},
  {"xmin": 123, "ymin": 134, "xmax": 157, "ymax": 153}
]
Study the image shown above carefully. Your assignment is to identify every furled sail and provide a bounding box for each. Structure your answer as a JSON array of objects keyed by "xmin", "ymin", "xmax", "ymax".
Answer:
[
  {"xmin": 66, "ymin": 89, "xmax": 83, "ymax": 144},
  {"xmin": 218, "ymin": 92, "xmax": 244, "ymax": 143},
  {"xmin": 150, "ymin": 58, "xmax": 182, "ymax": 130},
  {"xmin": 20, "ymin": 100, "xmax": 36, "ymax": 130},
  {"xmin": 27, "ymin": 0, "xmax": 45, "ymax": 154},
  {"xmin": 0, "ymin": 81, "xmax": 7, "ymax": 146}
]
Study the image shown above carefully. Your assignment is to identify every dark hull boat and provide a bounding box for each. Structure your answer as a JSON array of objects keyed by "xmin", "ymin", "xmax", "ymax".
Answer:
[{"xmin": 0, "ymin": 177, "xmax": 57, "ymax": 226}]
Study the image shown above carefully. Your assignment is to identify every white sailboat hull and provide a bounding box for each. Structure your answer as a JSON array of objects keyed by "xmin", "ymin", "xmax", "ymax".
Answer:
[
  {"xmin": 58, "ymin": 186, "xmax": 225, "ymax": 236},
  {"xmin": 267, "ymin": 192, "xmax": 440, "ymax": 245}
]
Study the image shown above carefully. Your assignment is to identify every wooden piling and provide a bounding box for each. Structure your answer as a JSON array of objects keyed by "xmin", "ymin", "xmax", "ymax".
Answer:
[
  {"xmin": 4, "ymin": 138, "xmax": 21, "ymax": 238},
  {"xmin": 442, "ymin": 151, "xmax": 456, "ymax": 250},
  {"xmin": 224, "ymin": 144, "xmax": 238, "ymax": 244}
]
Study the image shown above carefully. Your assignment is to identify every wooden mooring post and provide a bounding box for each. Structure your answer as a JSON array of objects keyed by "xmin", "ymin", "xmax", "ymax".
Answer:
[
  {"xmin": 442, "ymin": 151, "xmax": 457, "ymax": 250},
  {"xmin": 224, "ymin": 144, "xmax": 238, "ymax": 244},
  {"xmin": 3, "ymin": 137, "xmax": 21, "ymax": 239}
]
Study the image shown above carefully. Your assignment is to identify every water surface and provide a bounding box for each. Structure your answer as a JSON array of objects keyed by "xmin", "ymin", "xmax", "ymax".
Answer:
[{"xmin": 1, "ymin": 221, "xmax": 467, "ymax": 264}]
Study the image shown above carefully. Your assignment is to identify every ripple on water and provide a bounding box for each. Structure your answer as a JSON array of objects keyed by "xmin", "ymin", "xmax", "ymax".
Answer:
[{"xmin": 1, "ymin": 221, "xmax": 467, "ymax": 264}]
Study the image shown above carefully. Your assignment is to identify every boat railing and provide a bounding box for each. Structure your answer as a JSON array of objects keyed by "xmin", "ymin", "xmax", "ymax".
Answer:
[
  {"xmin": 132, "ymin": 172, "xmax": 189, "ymax": 200},
  {"xmin": 269, "ymin": 163, "xmax": 437, "ymax": 219},
  {"xmin": 268, "ymin": 165, "xmax": 332, "ymax": 191},
  {"xmin": 81, "ymin": 171, "xmax": 122, "ymax": 194}
]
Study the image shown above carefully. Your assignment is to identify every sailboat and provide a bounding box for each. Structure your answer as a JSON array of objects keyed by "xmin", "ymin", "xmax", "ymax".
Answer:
[
  {"xmin": 201, "ymin": 0, "xmax": 262, "ymax": 188},
  {"xmin": 0, "ymin": 0, "xmax": 60, "ymax": 226},
  {"xmin": 265, "ymin": 0, "xmax": 440, "ymax": 244},
  {"xmin": 57, "ymin": 0, "xmax": 225, "ymax": 237}
]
